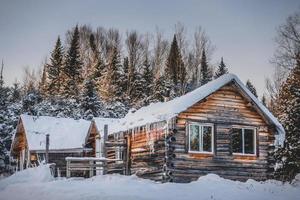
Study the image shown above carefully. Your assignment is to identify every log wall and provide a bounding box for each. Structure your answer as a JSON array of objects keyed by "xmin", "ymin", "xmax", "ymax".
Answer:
[
  {"xmin": 125, "ymin": 125, "xmax": 167, "ymax": 181},
  {"xmin": 169, "ymin": 83, "xmax": 275, "ymax": 182}
]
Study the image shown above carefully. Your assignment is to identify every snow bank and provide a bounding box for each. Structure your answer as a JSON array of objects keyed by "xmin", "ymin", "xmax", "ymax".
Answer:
[
  {"xmin": 19, "ymin": 114, "xmax": 91, "ymax": 150},
  {"xmin": 0, "ymin": 165, "xmax": 54, "ymax": 190},
  {"xmin": 0, "ymin": 167, "xmax": 299, "ymax": 200}
]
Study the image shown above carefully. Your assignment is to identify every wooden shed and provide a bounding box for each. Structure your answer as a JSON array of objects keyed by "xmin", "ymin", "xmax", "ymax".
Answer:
[
  {"xmin": 10, "ymin": 114, "xmax": 91, "ymax": 176},
  {"xmin": 104, "ymin": 74, "xmax": 285, "ymax": 182}
]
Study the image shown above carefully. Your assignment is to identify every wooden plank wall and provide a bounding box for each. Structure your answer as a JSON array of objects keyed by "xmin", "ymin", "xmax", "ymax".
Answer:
[
  {"xmin": 170, "ymin": 83, "xmax": 275, "ymax": 182},
  {"xmin": 106, "ymin": 133, "xmax": 126, "ymax": 174},
  {"xmin": 127, "ymin": 127, "xmax": 167, "ymax": 181}
]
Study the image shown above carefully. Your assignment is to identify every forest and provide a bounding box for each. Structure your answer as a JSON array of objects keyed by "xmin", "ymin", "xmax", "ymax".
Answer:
[{"xmin": 0, "ymin": 9, "xmax": 300, "ymax": 182}]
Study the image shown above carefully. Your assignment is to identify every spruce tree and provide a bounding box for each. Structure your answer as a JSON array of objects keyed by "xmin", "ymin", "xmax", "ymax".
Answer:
[
  {"xmin": 142, "ymin": 56, "xmax": 154, "ymax": 102},
  {"xmin": 89, "ymin": 33, "xmax": 105, "ymax": 96},
  {"xmin": 80, "ymin": 79, "xmax": 104, "ymax": 120},
  {"xmin": 200, "ymin": 49, "xmax": 212, "ymax": 85},
  {"xmin": 39, "ymin": 64, "xmax": 48, "ymax": 97},
  {"xmin": 62, "ymin": 25, "xmax": 83, "ymax": 99},
  {"xmin": 246, "ymin": 80, "xmax": 258, "ymax": 97},
  {"xmin": 150, "ymin": 74, "xmax": 175, "ymax": 103},
  {"xmin": 102, "ymin": 46, "xmax": 123, "ymax": 102},
  {"xmin": 214, "ymin": 57, "xmax": 228, "ymax": 78},
  {"xmin": 47, "ymin": 36, "xmax": 64, "ymax": 96},
  {"xmin": 0, "ymin": 60, "xmax": 3, "ymax": 89},
  {"xmin": 165, "ymin": 35, "xmax": 186, "ymax": 95},
  {"xmin": 261, "ymin": 94, "xmax": 267, "ymax": 107},
  {"xmin": 274, "ymin": 57, "xmax": 300, "ymax": 181},
  {"xmin": 122, "ymin": 57, "xmax": 129, "ymax": 94}
]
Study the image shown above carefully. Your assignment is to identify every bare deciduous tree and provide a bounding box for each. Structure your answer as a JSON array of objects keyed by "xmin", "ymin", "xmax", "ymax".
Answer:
[
  {"xmin": 189, "ymin": 26, "xmax": 215, "ymax": 87},
  {"xmin": 272, "ymin": 10, "xmax": 300, "ymax": 70},
  {"xmin": 152, "ymin": 28, "xmax": 169, "ymax": 79}
]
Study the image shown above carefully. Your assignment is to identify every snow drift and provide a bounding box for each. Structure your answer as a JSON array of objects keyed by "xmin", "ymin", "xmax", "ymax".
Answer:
[{"xmin": 0, "ymin": 166, "xmax": 299, "ymax": 200}]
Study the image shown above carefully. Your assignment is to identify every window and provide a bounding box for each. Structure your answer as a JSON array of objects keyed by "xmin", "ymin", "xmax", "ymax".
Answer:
[
  {"xmin": 189, "ymin": 123, "xmax": 213, "ymax": 153},
  {"xmin": 232, "ymin": 127, "xmax": 256, "ymax": 155}
]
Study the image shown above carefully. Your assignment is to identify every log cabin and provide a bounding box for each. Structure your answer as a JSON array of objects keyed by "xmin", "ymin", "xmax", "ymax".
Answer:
[
  {"xmin": 10, "ymin": 114, "xmax": 91, "ymax": 176},
  {"xmin": 102, "ymin": 73, "xmax": 285, "ymax": 182}
]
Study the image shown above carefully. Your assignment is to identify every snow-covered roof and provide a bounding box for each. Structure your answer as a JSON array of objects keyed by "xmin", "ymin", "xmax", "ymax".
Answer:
[
  {"xmin": 20, "ymin": 114, "xmax": 91, "ymax": 151},
  {"xmin": 114, "ymin": 74, "xmax": 285, "ymax": 144},
  {"xmin": 93, "ymin": 117, "xmax": 121, "ymax": 136}
]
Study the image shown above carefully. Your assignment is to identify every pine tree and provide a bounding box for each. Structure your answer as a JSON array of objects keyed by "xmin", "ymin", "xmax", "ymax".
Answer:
[
  {"xmin": 122, "ymin": 57, "xmax": 129, "ymax": 94},
  {"xmin": 0, "ymin": 60, "xmax": 3, "ymax": 89},
  {"xmin": 261, "ymin": 94, "xmax": 267, "ymax": 107},
  {"xmin": 200, "ymin": 49, "xmax": 212, "ymax": 85},
  {"xmin": 150, "ymin": 75, "xmax": 175, "ymax": 103},
  {"xmin": 62, "ymin": 25, "xmax": 83, "ymax": 99},
  {"xmin": 47, "ymin": 36, "xmax": 64, "ymax": 96},
  {"xmin": 214, "ymin": 57, "xmax": 228, "ymax": 78},
  {"xmin": 274, "ymin": 57, "xmax": 300, "ymax": 181},
  {"xmin": 89, "ymin": 33, "xmax": 105, "ymax": 96},
  {"xmin": 0, "ymin": 66, "xmax": 22, "ymax": 169},
  {"xmin": 39, "ymin": 64, "xmax": 48, "ymax": 97},
  {"xmin": 165, "ymin": 35, "xmax": 186, "ymax": 95},
  {"xmin": 102, "ymin": 46, "xmax": 123, "ymax": 103},
  {"xmin": 246, "ymin": 80, "xmax": 258, "ymax": 97},
  {"xmin": 80, "ymin": 79, "xmax": 105, "ymax": 120},
  {"xmin": 142, "ymin": 56, "xmax": 154, "ymax": 103}
]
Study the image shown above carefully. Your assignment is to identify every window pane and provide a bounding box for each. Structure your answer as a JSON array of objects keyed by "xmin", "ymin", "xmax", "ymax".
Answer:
[
  {"xmin": 203, "ymin": 126, "xmax": 212, "ymax": 152},
  {"xmin": 244, "ymin": 129, "xmax": 255, "ymax": 154},
  {"xmin": 232, "ymin": 128, "xmax": 243, "ymax": 153},
  {"xmin": 189, "ymin": 125, "xmax": 200, "ymax": 151}
]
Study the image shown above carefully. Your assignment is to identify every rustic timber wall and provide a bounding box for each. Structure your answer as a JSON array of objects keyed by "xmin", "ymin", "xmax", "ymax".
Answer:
[
  {"xmin": 169, "ymin": 83, "xmax": 275, "ymax": 182},
  {"xmin": 106, "ymin": 133, "xmax": 126, "ymax": 174},
  {"xmin": 125, "ymin": 125, "xmax": 167, "ymax": 181}
]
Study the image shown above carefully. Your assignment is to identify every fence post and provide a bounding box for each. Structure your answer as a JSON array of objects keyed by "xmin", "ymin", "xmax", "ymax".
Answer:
[
  {"xmin": 103, "ymin": 124, "xmax": 108, "ymax": 175},
  {"xmin": 66, "ymin": 160, "xmax": 70, "ymax": 178},
  {"xmin": 95, "ymin": 134, "xmax": 101, "ymax": 175},
  {"xmin": 89, "ymin": 160, "xmax": 94, "ymax": 177},
  {"xmin": 125, "ymin": 133, "xmax": 131, "ymax": 175},
  {"xmin": 45, "ymin": 134, "xmax": 49, "ymax": 164}
]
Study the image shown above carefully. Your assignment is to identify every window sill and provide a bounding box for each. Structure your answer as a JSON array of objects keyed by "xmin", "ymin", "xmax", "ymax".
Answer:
[
  {"xmin": 232, "ymin": 153, "xmax": 256, "ymax": 157},
  {"xmin": 233, "ymin": 153, "xmax": 258, "ymax": 160},
  {"xmin": 188, "ymin": 151, "xmax": 214, "ymax": 155}
]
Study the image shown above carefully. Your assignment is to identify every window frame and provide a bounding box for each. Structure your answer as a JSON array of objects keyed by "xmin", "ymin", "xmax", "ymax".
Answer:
[
  {"xmin": 231, "ymin": 126, "xmax": 257, "ymax": 156},
  {"xmin": 188, "ymin": 122, "xmax": 214, "ymax": 154}
]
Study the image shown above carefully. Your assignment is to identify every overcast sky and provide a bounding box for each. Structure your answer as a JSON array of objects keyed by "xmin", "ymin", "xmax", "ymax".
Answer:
[{"xmin": 0, "ymin": 0, "xmax": 299, "ymax": 96}]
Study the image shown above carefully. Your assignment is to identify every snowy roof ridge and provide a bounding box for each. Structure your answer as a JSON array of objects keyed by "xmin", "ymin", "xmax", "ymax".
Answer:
[
  {"xmin": 116, "ymin": 73, "xmax": 285, "ymax": 141},
  {"xmin": 20, "ymin": 114, "xmax": 91, "ymax": 151},
  {"xmin": 92, "ymin": 117, "xmax": 121, "ymax": 136}
]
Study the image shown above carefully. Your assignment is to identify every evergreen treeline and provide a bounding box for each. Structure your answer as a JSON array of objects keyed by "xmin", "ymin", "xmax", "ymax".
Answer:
[{"xmin": 24, "ymin": 25, "xmax": 232, "ymax": 120}]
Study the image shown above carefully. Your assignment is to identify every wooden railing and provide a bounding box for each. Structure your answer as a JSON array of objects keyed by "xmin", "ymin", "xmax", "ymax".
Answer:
[{"xmin": 65, "ymin": 157, "xmax": 121, "ymax": 178}]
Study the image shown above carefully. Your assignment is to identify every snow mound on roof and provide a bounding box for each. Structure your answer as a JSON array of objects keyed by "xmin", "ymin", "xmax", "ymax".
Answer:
[
  {"xmin": 93, "ymin": 117, "xmax": 121, "ymax": 136},
  {"xmin": 116, "ymin": 74, "xmax": 285, "ymax": 143},
  {"xmin": 21, "ymin": 115, "xmax": 91, "ymax": 150}
]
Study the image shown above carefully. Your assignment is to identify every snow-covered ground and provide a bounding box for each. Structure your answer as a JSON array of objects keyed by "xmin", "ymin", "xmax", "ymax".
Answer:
[{"xmin": 0, "ymin": 165, "xmax": 299, "ymax": 200}]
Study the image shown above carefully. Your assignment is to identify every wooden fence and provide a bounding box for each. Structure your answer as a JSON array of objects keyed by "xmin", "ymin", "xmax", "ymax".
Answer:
[{"xmin": 65, "ymin": 157, "xmax": 120, "ymax": 178}]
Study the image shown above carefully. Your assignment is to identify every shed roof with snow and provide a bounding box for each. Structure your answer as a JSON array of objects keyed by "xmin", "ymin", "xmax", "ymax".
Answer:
[
  {"xmin": 16, "ymin": 114, "xmax": 91, "ymax": 151},
  {"xmin": 92, "ymin": 118, "xmax": 121, "ymax": 137}
]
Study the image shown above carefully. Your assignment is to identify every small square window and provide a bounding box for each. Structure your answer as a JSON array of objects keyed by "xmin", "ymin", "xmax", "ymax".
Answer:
[
  {"xmin": 232, "ymin": 127, "xmax": 256, "ymax": 155},
  {"xmin": 188, "ymin": 123, "xmax": 213, "ymax": 153}
]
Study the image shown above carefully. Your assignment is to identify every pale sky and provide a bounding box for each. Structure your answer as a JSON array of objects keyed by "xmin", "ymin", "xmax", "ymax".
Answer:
[{"xmin": 0, "ymin": 0, "xmax": 299, "ymax": 96}]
